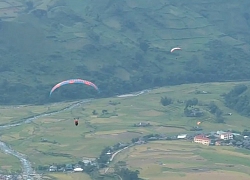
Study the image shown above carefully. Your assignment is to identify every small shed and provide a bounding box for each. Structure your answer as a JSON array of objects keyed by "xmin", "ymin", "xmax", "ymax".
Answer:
[
  {"xmin": 74, "ymin": 168, "xmax": 83, "ymax": 172},
  {"xmin": 177, "ymin": 134, "xmax": 187, "ymax": 139}
]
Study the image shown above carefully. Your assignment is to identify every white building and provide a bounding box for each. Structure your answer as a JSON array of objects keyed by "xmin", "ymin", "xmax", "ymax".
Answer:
[
  {"xmin": 177, "ymin": 134, "xmax": 187, "ymax": 139},
  {"xmin": 82, "ymin": 159, "xmax": 91, "ymax": 166},
  {"xmin": 49, "ymin": 165, "xmax": 57, "ymax": 172},
  {"xmin": 220, "ymin": 132, "xmax": 233, "ymax": 140},
  {"xmin": 74, "ymin": 168, "xmax": 83, "ymax": 172}
]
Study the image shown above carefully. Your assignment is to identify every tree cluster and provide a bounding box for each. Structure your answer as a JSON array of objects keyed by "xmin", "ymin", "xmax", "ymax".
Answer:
[
  {"xmin": 160, "ymin": 96, "xmax": 173, "ymax": 106},
  {"xmin": 185, "ymin": 98, "xmax": 198, "ymax": 109},
  {"xmin": 207, "ymin": 102, "xmax": 224, "ymax": 123},
  {"xmin": 183, "ymin": 98, "xmax": 203, "ymax": 117},
  {"xmin": 223, "ymin": 84, "xmax": 250, "ymax": 117}
]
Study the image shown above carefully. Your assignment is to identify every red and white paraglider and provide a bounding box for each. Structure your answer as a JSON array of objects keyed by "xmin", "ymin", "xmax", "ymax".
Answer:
[{"xmin": 49, "ymin": 79, "xmax": 99, "ymax": 96}]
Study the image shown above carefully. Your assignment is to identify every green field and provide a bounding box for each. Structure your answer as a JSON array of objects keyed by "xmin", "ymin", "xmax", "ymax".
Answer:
[
  {"xmin": 0, "ymin": 101, "xmax": 79, "ymax": 125},
  {"xmin": 0, "ymin": 151, "xmax": 21, "ymax": 174},
  {"xmin": 114, "ymin": 141, "xmax": 250, "ymax": 180},
  {"xmin": 44, "ymin": 172, "xmax": 92, "ymax": 180},
  {"xmin": 1, "ymin": 81, "xmax": 250, "ymax": 179}
]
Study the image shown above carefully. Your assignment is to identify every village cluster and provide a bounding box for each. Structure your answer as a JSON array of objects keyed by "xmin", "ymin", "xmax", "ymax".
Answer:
[
  {"xmin": 44, "ymin": 129, "xmax": 250, "ymax": 174},
  {"xmin": 1, "ymin": 124, "xmax": 250, "ymax": 179},
  {"xmin": 45, "ymin": 129, "xmax": 250, "ymax": 172},
  {"xmin": 183, "ymin": 130, "xmax": 236, "ymax": 146}
]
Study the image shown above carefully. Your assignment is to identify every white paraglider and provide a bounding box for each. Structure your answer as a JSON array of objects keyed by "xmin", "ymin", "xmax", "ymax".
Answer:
[{"xmin": 170, "ymin": 47, "xmax": 181, "ymax": 53}]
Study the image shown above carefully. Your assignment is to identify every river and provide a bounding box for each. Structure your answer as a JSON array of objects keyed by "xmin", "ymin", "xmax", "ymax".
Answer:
[
  {"xmin": 0, "ymin": 90, "xmax": 149, "ymax": 179},
  {"xmin": 0, "ymin": 99, "xmax": 92, "ymax": 179}
]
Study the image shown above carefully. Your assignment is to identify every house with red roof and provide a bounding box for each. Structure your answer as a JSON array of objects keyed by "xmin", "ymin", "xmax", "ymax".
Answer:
[{"xmin": 194, "ymin": 135, "xmax": 211, "ymax": 146}]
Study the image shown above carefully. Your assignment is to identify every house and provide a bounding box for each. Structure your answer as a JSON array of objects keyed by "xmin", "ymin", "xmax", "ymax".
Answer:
[
  {"xmin": 74, "ymin": 164, "xmax": 81, "ymax": 169},
  {"xmin": 49, "ymin": 165, "xmax": 57, "ymax": 172},
  {"xmin": 220, "ymin": 132, "xmax": 233, "ymax": 140},
  {"xmin": 184, "ymin": 108, "xmax": 204, "ymax": 117},
  {"xmin": 148, "ymin": 137, "xmax": 158, "ymax": 140},
  {"xmin": 135, "ymin": 140, "xmax": 146, "ymax": 145},
  {"xmin": 57, "ymin": 167, "xmax": 65, "ymax": 172},
  {"xmin": 82, "ymin": 159, "xmax": 92, "ymax": 166},
  {"xmin": 65, "ymin": 164, "xmax": 73, "ymax": 171},
  {"xmin": 215, "ymin": 141, "xmax": 222, "ymax": 146},
  {"xmin": 194, "ymin": 135, "xmax": 211, "ymax": 145},
  {"xmin": 177, "ymin": 134, "xmax": 187, "ymax": 139},
  {"xmin": 74, "ymin": 168, "xmax": 83, "ymax": 172},
  {"xmin": 117, "ymin": 142, "xmax": 129, "ymax": 148},
  {"xmin": 216, "ymin": 130, "xmax": 226, "ymax": 135},
  {"xmin": 134, "ymin": 122, "xmax": 151, "ymax": 127}
]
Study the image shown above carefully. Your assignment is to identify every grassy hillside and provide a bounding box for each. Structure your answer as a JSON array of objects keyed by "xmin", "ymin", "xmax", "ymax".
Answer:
[
  {"xmin": 1, "ymin": 81, "xmax": 250, "ymax": 179},
  {"xmin": 0, "ymin": 0, "xmax": 250, "ymax": 104}
]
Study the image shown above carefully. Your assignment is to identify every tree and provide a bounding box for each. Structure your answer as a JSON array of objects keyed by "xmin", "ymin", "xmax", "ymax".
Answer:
[
  {"xmin": 84, "ymin": 164, "xmax": 96, "ymax": 173},
  {"xmin": 185, "ymin": 98, "xmax": 198, "ymax": 109},
  {"xmin": 242, "ymin": 129, "xmax": 250, "ymax": 136},
  {"xmin": 114, "ymin": 161, "xmax": 127, "ymax": 172},
  {"xmin": 92, "ymin": 110, "xmax": 98, "ymax": 115},
  {"xmin": 215, "ymin": 109, "xmax": 223, "ymax": 117},
  {"xmin": 215, "ymin": 116, "xmax": 225, "ymax": 123},
  {"xmin": 160, "ymin": 96, "xmax": 173, "ymax": 106},
  {"xmin": 139, "ymin": 41, "xmax": 149, "ymax": 52},
  {"xmin": 223, "ymin": 84, "xmax": 250, "ymax": 117},
  {"xmin": 116, "ymin": 168, "xmax": 140, "ymax": 180},
  {"xmin": 228, "ymin": 84, "xmax": 247, "ymax": 96},
  {"xmin": 208, "ymin": 102, "xmax": 218, "ymax": 114},
  {"xmin": 131, "ymin": 137, "xmax": 139, "ymax": 143},
  {"xmin": 102, "ymin": 110, "xmax": 108, "ymax": 114}
]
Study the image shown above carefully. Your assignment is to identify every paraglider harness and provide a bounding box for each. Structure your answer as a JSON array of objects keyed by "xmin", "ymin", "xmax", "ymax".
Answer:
[{"xmin": 74, "ymin": 118, "xmax": 79, "ymax": 126}]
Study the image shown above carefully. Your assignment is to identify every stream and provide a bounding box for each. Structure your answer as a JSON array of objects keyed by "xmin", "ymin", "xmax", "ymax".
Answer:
[
  {"xmin": 0, "ymin": 90, "xmax": 149, "ymax": 179},
  {"xmin": 0, "ymin": 99, "xmax": 91, "ymax": 179}
]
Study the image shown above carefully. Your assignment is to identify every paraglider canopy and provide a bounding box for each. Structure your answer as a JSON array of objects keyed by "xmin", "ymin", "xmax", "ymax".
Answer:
[
  {"xmin": 170, "ymin": 47, "xmax": 181, "ymax": 53},
  {"xmin": 49, "ymin": 79, "xmax": 99, "ymax": 96}
]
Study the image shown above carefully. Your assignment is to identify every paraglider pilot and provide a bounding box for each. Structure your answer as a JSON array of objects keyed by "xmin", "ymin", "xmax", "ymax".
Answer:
[{"xmin": 74, "ymin": 118, "xmax": 79, "ymax": 126}]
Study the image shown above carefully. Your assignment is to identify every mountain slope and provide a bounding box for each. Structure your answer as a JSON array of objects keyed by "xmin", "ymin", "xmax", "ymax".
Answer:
[{"xmin": 0, "ymin": 0, "xmax": 250, "ymax": 104}]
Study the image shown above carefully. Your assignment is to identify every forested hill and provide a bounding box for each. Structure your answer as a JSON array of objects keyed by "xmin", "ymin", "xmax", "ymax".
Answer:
[
  {"xmin": 0, "ymin": 0, "xmax": 250, "ymax": 104},
  {"xmin": 223, "ymin": 84, "xmax": 250, "ymax": 117}
]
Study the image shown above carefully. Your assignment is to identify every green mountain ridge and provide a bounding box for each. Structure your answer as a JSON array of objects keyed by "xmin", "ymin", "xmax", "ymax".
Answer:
[{"xmin": 0, "ymin": 0, "xmax": 250, "ymax": 104}]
